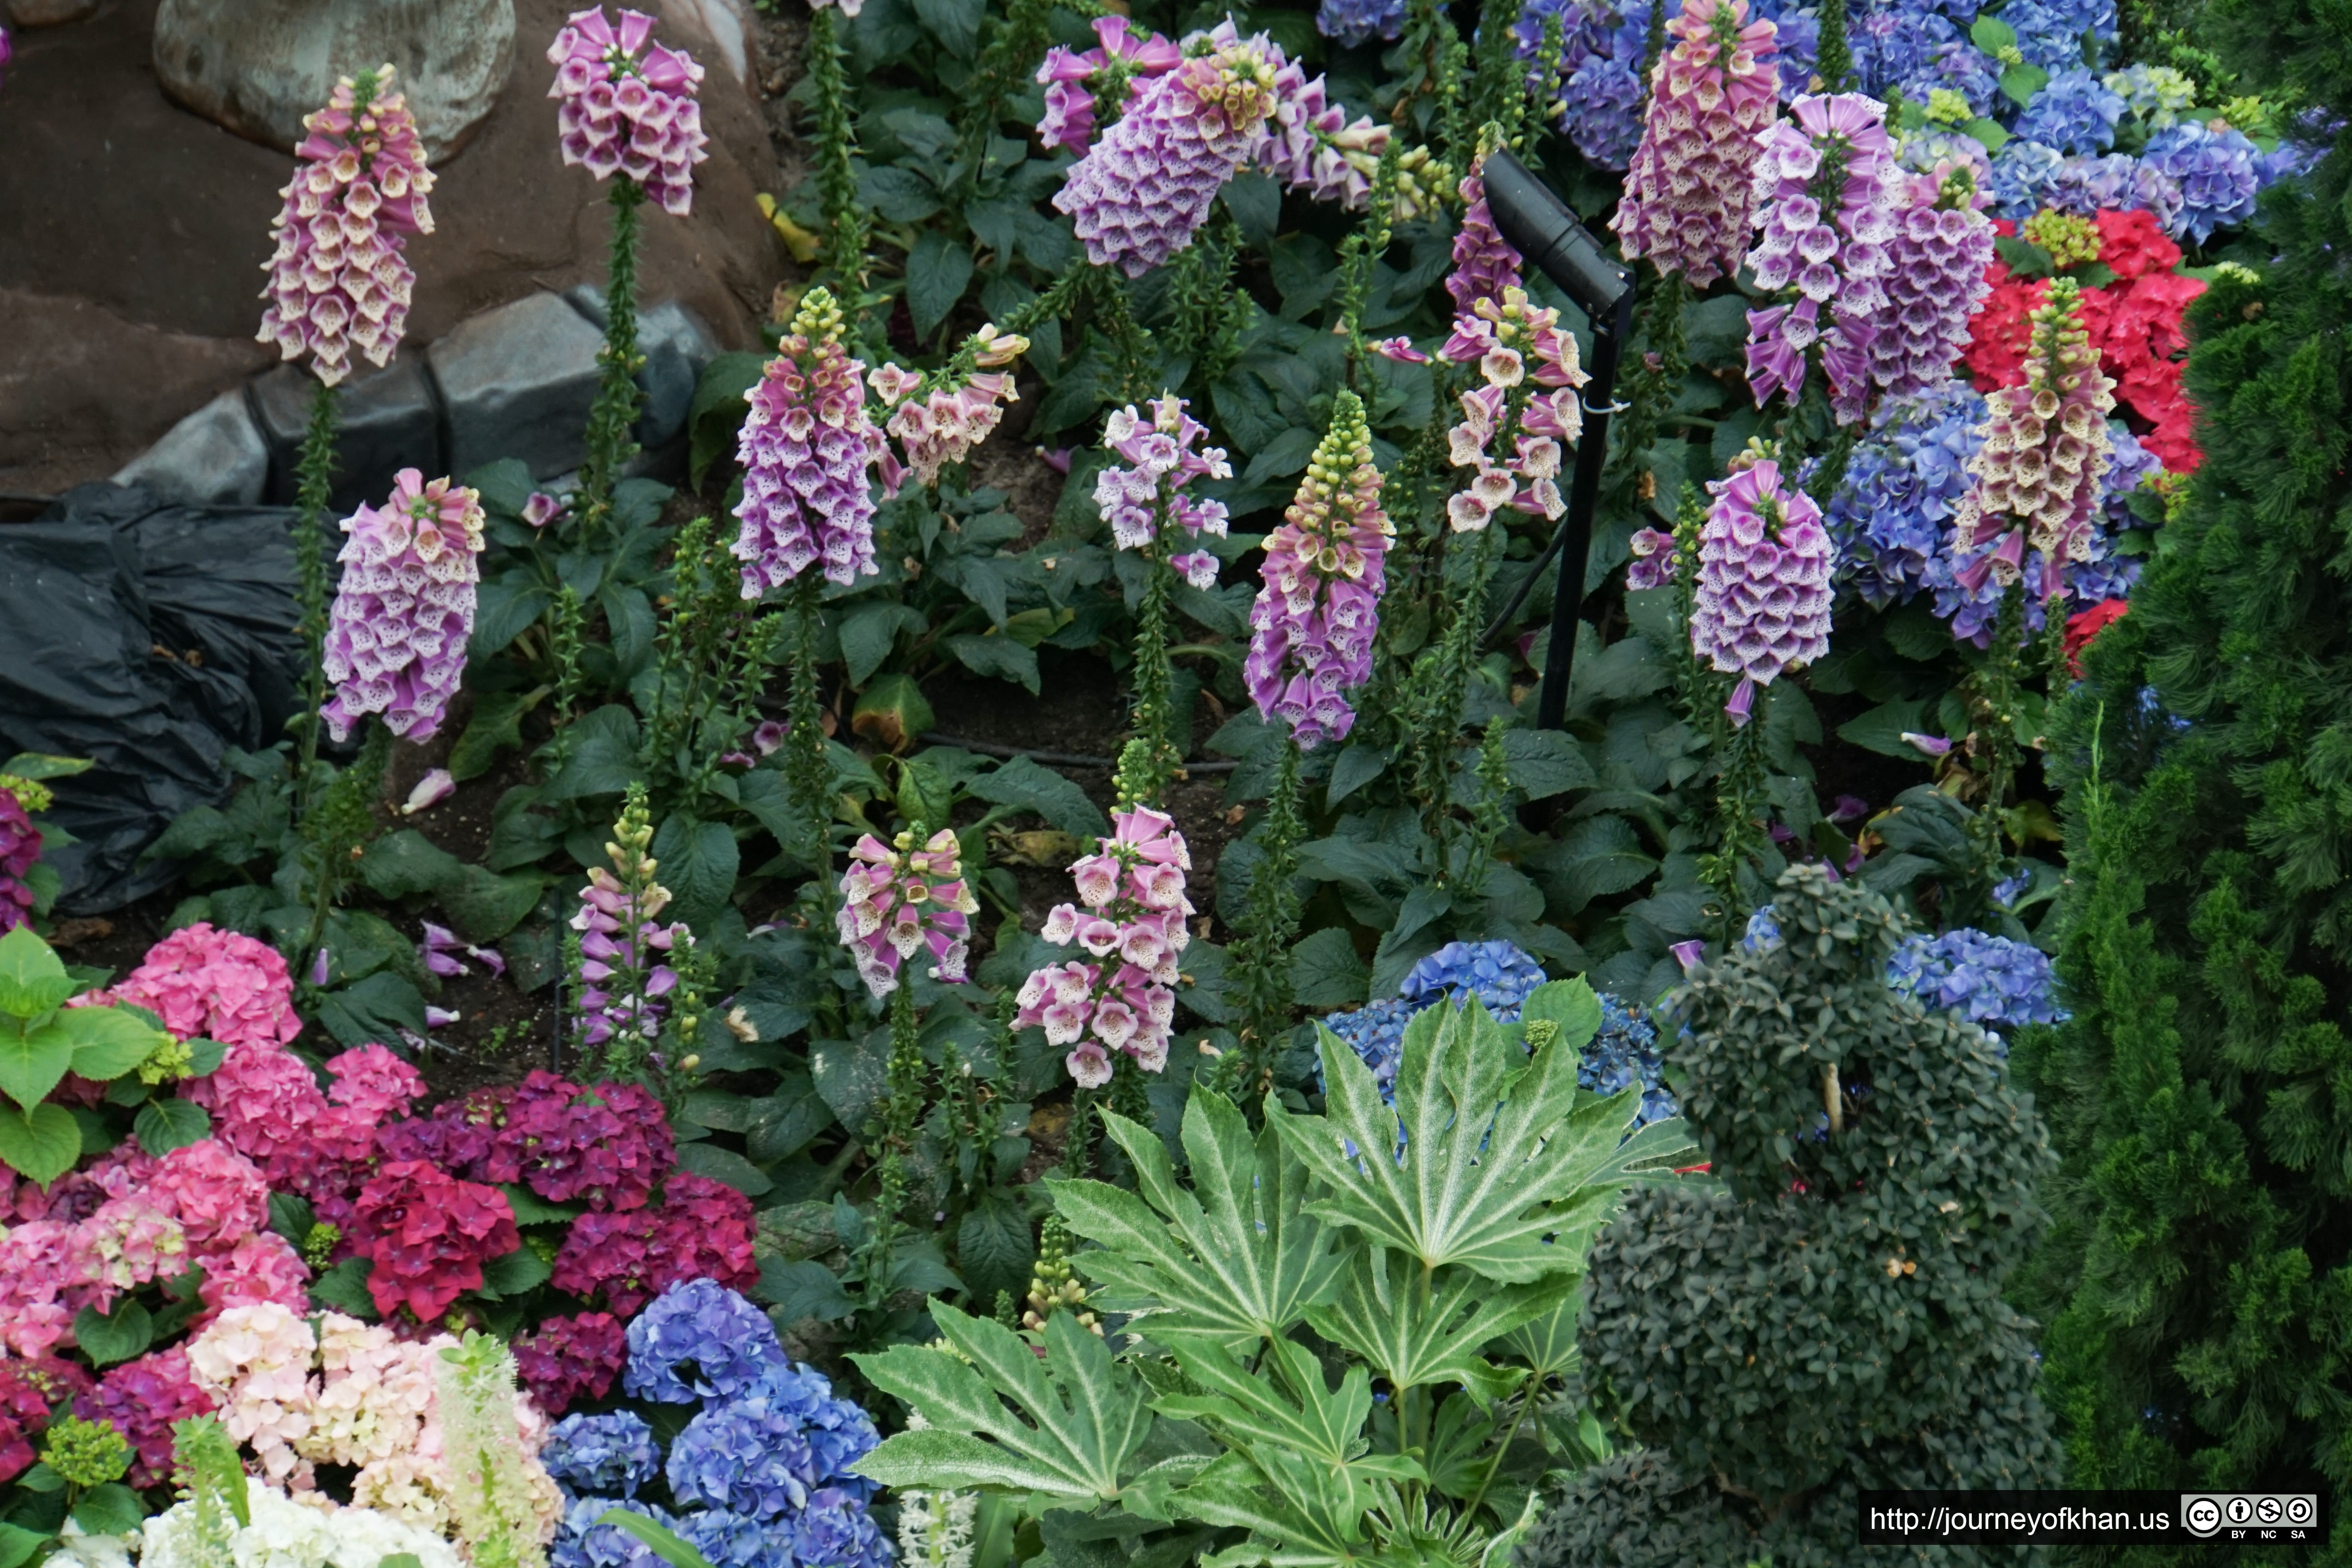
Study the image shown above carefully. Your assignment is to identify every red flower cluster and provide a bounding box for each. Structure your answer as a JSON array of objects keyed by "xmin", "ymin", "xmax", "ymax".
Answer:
[
  {"xmin": 2064, "ymin": 598, "xmax": 2130, "ymax": 676},
  {"xmin": 511, "ymin": 1310, "xmax": 628, "ymax": 1415},
  {"xmin": 550, "ymin": 1172, "xmax": 757, "ymax": 1316},
  {"xmin": 347, "ymin": 1159, "xmax": 521, "ymax": 1322},
  {"xmin": 374, "ymin": 1070, "xmax": 674, "ymax": 1211},
  {"xmin": 0, "ymin": 1357, "xmax": 92, "ymax": 1483},
  {"xmin": 1965, "ymin": 210, "xmax": 2206, "ymax": 473}
]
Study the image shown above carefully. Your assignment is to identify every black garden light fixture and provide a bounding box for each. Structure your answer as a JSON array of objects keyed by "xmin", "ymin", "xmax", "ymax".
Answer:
[{"xmin": 1473, "ymin": 147, "xmax": 1637, "ymax": 733}]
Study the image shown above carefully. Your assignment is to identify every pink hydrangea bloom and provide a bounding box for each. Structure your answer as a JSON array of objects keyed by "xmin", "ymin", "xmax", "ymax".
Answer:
[
  {"xmin": 0, "ymin": 789, "xmax": 37, "ymax": 934},
  {"xmin": 185, "ymin": 1302, "xmax": 321, "ymax": 1482},
  {"xmin": 731, "ymin": 287, "xmax": 890, "ymax": 595},
  {"xmin": 0, "ymin": 1221, "xmax": 82, "ymax": 1357},
  {"xmin": 320, "ymin": 469, "xmax": 487, "ymax": 744},
  {"xmin": 1869, "ymin": 162, "xmax": 1996, "ymax": 400},
  {"xmin": 512, "ymin": 1312, "xmax": 628, "ymax": 1416},
  {"xmin": 181, "ymin": 1040, "xmax": 334, "ymax": 1180},
  {"xmin": 1091, "ymin": 393, "xmax": 1231, "ymax": 584},
  {"xmin": 326, "ymin": 1043, "xmax": 427, "ymax": 1126},
  {"xmin": 195, "ymin": 1230, "xmax": 312, "ymax": 1326},
  {"xmin": 1440, "ymin": 287, "xmax": 1589, "ymax": 533},
  {"xmin": 546, "ymin": 6, "xmax": 709, "ymax": 216},
  {"xmin": 1053, "ymin": 21, "xmax": 1284, "ymax": 276},
  {"xmin": 348, "ymin": 1160, "xmax": 520, "ymax": 1323},
  {"xmin": 1245, "ymin": 390, "xmax": 1390, "ymax": 750},
  {"xmin": 114, "ymin": 922, "xmax": 301, "ymax": 1049},
  {"xmin": 150, "ymin": 1138, "xmax": 272, "ymax": 1248},
  {"xmin": 1689, "ymin": 457, "xmax": 1834, "ymax": 723},
  {"xmin": 256, "ymin": 66, "xmax": 435, "ymax": 386},
  {"xmin": 1612, "ymin": 0, "xmax": 1781, "ymax": 288},
  {"xmin": 80, "ymin": 1348, "xmax": 213, "ymax": 1489},
  {"xmin": 1741, "ymin": 93, "xmax": 1901, "ymax": 422},
  {"xmin": 1036, "ymin": 16, "xmax": 1182, "ymax": 156},
  {"xmin": 836, "ymin": 828, "xmax": 980, "ymax": 998},
  {"xmin": 1016, "ymin": 807, "xmax": 1193, "ymax": 1087},
  {"xmin": 1953, "ymin": 278, "xmax": 2115, "ymax": 602},
  {"xmin": 1446, "ymin": 160, "xmax": 1524, "ymax": 317},
  {"xmin": 503, "ymin": 1071, "xmax": 674, "ymax": 1211}
]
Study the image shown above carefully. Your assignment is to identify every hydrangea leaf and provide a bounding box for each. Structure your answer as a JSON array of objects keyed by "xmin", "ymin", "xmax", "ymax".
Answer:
[
  {"xmin": 852, "ymin": 1301, "xmax": 1154, "ymax": 1503},
  {"xmin": 0, "ymin": 1102, "xmax": 78, "ymax": 1184},
  {"xmin": 1048, "ymin": 1090, "xmax": 1349, "ymax": 1348},
  {"xmin": 57, "ymin": 1004, "xmax": 168, "ymax": 1083},
  {"xmin": 0, "ymin": 926, "xmax": 76, "ymax": 1020},
  {"xmin": 1271, "ymin": 992, "xmax": 1699, "ymax": 1283}
]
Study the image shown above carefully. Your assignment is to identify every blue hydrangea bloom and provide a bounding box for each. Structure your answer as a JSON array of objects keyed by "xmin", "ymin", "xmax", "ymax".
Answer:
[
  {"xmin": 1747, "ymin": 0, "xmax": 1819, "ymax": 100},
  {"xmin": 1577, "ymin": 994, "xmax": 1678, "ymax": 1129},
  {"xmin": 2002, "ymin": 0, "xmax": 2117, "ymax": 72},
  {"xmin": 675, "ymin": 1509, "xmax": 794, "ymax": 1568},
  {"xmin": 624, "ymin": 1279, "xmax": 788, "ymax": 1404},
  {"xmin": 1991, "ymin": 872, "xmax": 2031, "ymax": 908},
  {"xmin": 1903, "ymin": 39, "xmax": 2000, "ymax": 117},
  {"xmin": 1853, "ymin": 9, "xmax": 1960, "ymax": 98},
  {"xmin": 1401, "ymin": 941, "xmax": 1550, "ymax": 1014},
  {"xmin": 1322, "ymin": 997, "xmax": 1417, "ymax": 1094},
  {"xmin": 1989, "ymin": 137, "xmax": 2068, "ymax": 219},
  {"xmin": 1316, "ymin": 0, "xmax": 1404, "ymax": 47},
  {"xmin": 1559, "ymin": 53, "xmax": 1646, "ymax": 170},
  {"xmin": 792, "ymin": 1489, "xmax": 893, "ymax": 1568},
  {"xmin": 2011, "ymin": 68, "xmax": 2126, "ymax": 152},
  {"xmin": 2040, "ymin": 150, "xmax": 2141, "ymax": 214},
  {"xmin": 551, "ymin": 1499, "xmax": 683, "ymax": 1568},
  {"xmin": 1895, "ymin": 129, "xmax": 1993, "ymax": 183},
  {"xmin": 1887, "ymin": 928, "xmax": 2069, "ymax": 1046},
  {"xmin": 668, "ymin": 1398, "xmax": 823, "ymax": 1520},
  {"xmin": 1826, "ymin": 385, "xmax": 1987, "ymax": 608},
  {"xmin": 2139, "ymin": 122, "xmax": 2262, "ymax": 242},
  {"xmin": 544, "ymin": 1412, "xmax": 662, "ymax": 1500}
]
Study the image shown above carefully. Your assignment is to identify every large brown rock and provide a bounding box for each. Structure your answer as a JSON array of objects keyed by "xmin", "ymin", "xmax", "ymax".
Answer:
[
  {"xmin": 151, "ymin": 0, "xmax": 517, "ymax": 162},
  {"xmin": 0, "ymin": 0, "xmax": 785, "ymax": 497}
]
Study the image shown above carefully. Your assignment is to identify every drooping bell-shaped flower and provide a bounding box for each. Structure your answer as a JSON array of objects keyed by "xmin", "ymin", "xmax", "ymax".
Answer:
[
  {"xmin": 1612, "ymin": 0, "xmax": 1781, "ymax": 288},
  {"xmin": 731, "ymin": 288, "xmax": 892, "ymax": 595},
  {"xmin": 1244, "ymin": 390, "xmax": 1391, "ymax": 750},
  {"xmin": 1868, "ymin": 161, "xmax": 1997, "ymax": 400},
  {"xmin": 320, "ymin": 469, "xmax": 485, "ymax": 743},
  {"xmin": 1091, "ymin": 393, "xmax": 1231, "ymax": 587},
  {"xmin": 1689, "ymin": 457, "xmax": 1834, "ymax": 723},
  {"xmin": 255, "ymin": 66, "xmax": 435, "ymax": 387},
  {"xmin": 547, "ymin": 6, "xmax": 710, "ymax": 216},
  {"xmin": 1016, "ymin": 808, "xmax": 1193, "ymax": 1088},
  {"xmin": 835, "ymin": 829, "xmax": 980, "ymax": 999}
]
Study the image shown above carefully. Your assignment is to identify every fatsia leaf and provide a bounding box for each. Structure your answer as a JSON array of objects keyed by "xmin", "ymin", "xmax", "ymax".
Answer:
[
  {"xmin": 1049, "ymin": 1090, "xmax": 1348, "ymax": 1348},
  {"xmin": 1270, "ymin": 988, "xmax": 1692, "ymax": 1282},
  {"xmin": 1302, "ymin": 1245, "xmax": 1575, "ymax": 1394},
  {"xmin": 851, "ymin": 1301, "xmax": 1153, "ymax": 1504},
  {"xmin": 1152, "ymin": 1337, "xmax": 1402, "ymax": 1480},
  {"xmin": 1179, "ymin": 1451, "xmax": 1381, "ymax": 1568}
]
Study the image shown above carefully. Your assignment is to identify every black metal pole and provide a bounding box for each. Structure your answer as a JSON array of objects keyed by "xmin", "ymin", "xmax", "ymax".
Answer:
[
  {"xmin": 1534, "ymin": 287, "xmax": 1633, "ymax": 731},
  {"xmin": 1472, "ymin": 149, "xmax": 1637, "ymax": 733}
]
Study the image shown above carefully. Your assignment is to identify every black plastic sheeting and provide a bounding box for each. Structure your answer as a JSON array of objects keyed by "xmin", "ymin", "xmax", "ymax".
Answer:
[{"xmin": 0, "ymin": 483, "xmax": 307, "ymax": 914}]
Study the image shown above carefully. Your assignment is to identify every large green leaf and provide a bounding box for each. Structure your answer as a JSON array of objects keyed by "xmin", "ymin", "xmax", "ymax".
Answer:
[
  {"xmin": 1301, "ymin": 1244, "xmax": 1573, "ymax": 1394},
  {"xmin": 0, "ymin": 1101, "xmax": 80, "ymax": 1184},
  {"xmin": 0, "ymin": 924, "xmax": 76, "ymax": 1018},
  {"xmin": 852, "ymin": 1301, "xmax": 1154, "ymax": 1504},
  {"xmin": 1173, "ymin": 1449, "xmax": 1387, "ymax": 1568},
  {"xmin": 1270, "ymin": 985, "xmax": 1694, "ymax": 1283},
  {"xmin": 1049, "ymin": 1091, "xmax": 1348, "ymax": 1348},
  {"xmin": 1153, "ymin": 1337, "xmax": 1417, "ymax": 1491},
  {"xmin": 0, "ymin": 1017, "xmax": 76, "ymax": 1112},
  {"xmin": 58, "ymin": 1003, "xmax": 170, "ymax": 1082}
]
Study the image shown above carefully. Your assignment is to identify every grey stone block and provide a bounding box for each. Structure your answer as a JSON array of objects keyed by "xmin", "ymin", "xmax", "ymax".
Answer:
[
  {"xmin": 251, "ymin": 356, "xmax": 442, "ymax": 512},
  {"xmin": 111, "ymin": 388, "xmax": 270, "ymax": 506},
  {"xmin": 563, "ymin": 287, "xmax": 722, "ymax": 453},
  {"xmin": 427, "ymin": 291, "xmax": 606, "ymax": 481}
]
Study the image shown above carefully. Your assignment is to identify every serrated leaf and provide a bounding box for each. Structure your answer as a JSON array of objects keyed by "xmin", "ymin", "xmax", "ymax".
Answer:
[
  {"xmin": 948, "ymin": 634, "xmax": 1041, "ymax": 694},
  {"xmin": 1500, "ymin": 727, "xmax": 1597, "ymax": 800},
  {"xmin": 1288, "ymin": 927, "xmax": 1368, "ymax": 1009},
  {"xmin": 651, "ymin": 814, "xmax": 739, "ymax": 932},
  {"xmin": 956, "ymin": 1192, "xmax": 1037, "ymax": 1307},
  {"xmin": 674, "ymin": 1141, "xmax": 774, "ymax": 1197},
  {"xmin": 309, "ymin": 1256, "xmax": 378, "ymax": 1319},
  {"xmin": 477, "ymin": 1245, "xmax": 553, "ymax": 1298},
  {"xmin": 72, "ymin": 1484, "xmax": 146, "ymax": 1538},
  {"xmin": 757, "ymin": 1257, "xmax": 858, "ymax": 1323},
  {"xmin": 1324, "ymin": 743, "xmax": 1388, "ymax": 808},
  {"xmin": 360, "ymin": 829, "xmax": 468, "ymax": 897},
  {"xmin": 449, "ymin": 690, "xmax": 536, "ymax": 783},
  {"xmin": 1154, "ymin": 1338, "xmax": 1405, "ymax": 1485},
  {"xmin": 907, "ymin": 232, "xmax": 976, "ymax": 342},
  {"xmin": 317, "ymin": 972, "xmax": 426, "ymax": 1049},
  {"xmin": 2, "ymin": 753, "xmax": 93, "ymax": 783},
  {"xmin": 966, "ymin": 756, "xmax": 1109, "ymax": 838},
  {"xmin": 60, "ymin": 1003, "xmax": 166, "ymax": 1082},
  {"xmin": 0, "ymin": 1523, "xmax": 49, "ymax": 1568},
  {"xmin": 1050, "ymin": 1092, "xmax": 1349, "ymax": 1349},
  {"xmin": 0, "ymin": 1101, "xmax": 78, "ymax": 1183},
  {"xmin": 1270, "ymin": 993, "xmax": 1689, "ymax": 1282},
  {"xmin": 136, "ymin": 1097, "xmax": 213, "ymax": 1156},
  {"xmin": 1302, "ymin": 1244, "xmax": 1574, "ymax": 1393},
  {"xmin": 0, "ymin": 924, "xmax": 69, "ymax": 1008},
  {"xmin": 852, "ymin": 1302, "xmax": 1154, "ymax": 1504},
  {"xmin": 1175, "ymin": 1449, "xmax": 1387, "ymax": 1568}
]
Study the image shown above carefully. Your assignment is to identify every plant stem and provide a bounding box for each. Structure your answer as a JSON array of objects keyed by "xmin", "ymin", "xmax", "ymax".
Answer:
[
  {"xmin": 292, "ymin": 378, "xmax": 341, "ymax": 806},
  {"xmin": 1701, "ymin": 705, "xmax": 1768, "ymax": 931},
  {"xmin": 807, "ymin": 6, "xmax": 871, "ymax": 304},
  {"xmin": 578, "ymin": 180, "xmax": 645, "ymax": 546},
  {"xmin": 1231, "ymin": 735, "xmax": 1304, "ymax": 1100},
  {"xmin": 1115, "ymin": 561, "xmax": 1179, "ymax": 810},
  {"xmin": 787, "ymin": 576, "xmax": 833, "ymax": 873}
]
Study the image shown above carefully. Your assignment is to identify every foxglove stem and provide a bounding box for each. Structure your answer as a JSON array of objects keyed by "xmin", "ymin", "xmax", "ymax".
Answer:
[
  {"xmin": 807, "ymin": 6, "xmax": 871, "ymax": 300},
  {"xmin": 548, "ymin": 583, "xmax": 587, "ymax": 769},
  {"xmin": 1231, "ymin": 735, "xmax": 1303, "ymax": 1098},
  {"xmin": 577, "ymin": 180, "xmax": 646, "ymax": 545},
  {"xmin": 1059, "ymin": 1086, "xmax": 1099, "ymax": 1177},
  {"xmin": 1334, "ymin": 137, "xmax": 1404, "ymax": 383},
  {"xmin": 1700, "ymin": 703, "xmax": 1769, "ymax": 929},
  {"xmin": 1454, "ymin": 715, "xmax": 1511, "ymax": 895},
  {"xmin": 860, "ymin": 953, "xmax": 926, "ymax": 1308},
  {"xmin": 1118, "ymin": 563, "xmax": 1180, "ymax": 811},
  {"xmin": 292, "ymin": 380, "xmax": 341, "ymax": 804},
  {"xmin": 1407, "ymin": 522, "xmax": 1499, "ymax": 824},
  {"xmin": 785, "ymin": 576, "xmax": 833, "ymax": 873},
  {"xmin": 1969, "ymin": 581, "xmax": 2031, "ymax": 876}
]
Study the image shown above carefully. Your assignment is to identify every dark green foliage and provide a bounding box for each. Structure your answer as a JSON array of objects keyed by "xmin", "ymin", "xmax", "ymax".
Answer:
[
  {"xmin": 2009, "ymin": 2, "xmax": 2352, "ymax": 1557},
  {"xmin": 1527, "ymin": 866, "xmax": 2058, "ymax": 1567}
]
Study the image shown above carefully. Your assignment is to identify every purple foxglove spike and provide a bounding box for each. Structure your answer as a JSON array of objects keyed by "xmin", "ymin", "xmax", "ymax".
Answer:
[{"xmin": 1725, "ymin": 676, "xmax": 1758, "ymax": 728}]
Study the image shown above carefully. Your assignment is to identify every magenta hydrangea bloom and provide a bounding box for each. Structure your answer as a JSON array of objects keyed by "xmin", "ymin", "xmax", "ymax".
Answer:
[
  {"xmin": 1036, "ymin": 16, "xmax": 1182, "ymax": 156},
  {"xmin": 547, "ymin": 6, "xmax": 710, "ymax": 216},
  {"xmin": 731, "ymin": 287, "xmax": 890, "ymax": 595},
  {"xmin": 1690, "ymin": 457, "xmax": 1834, "ymax": 723},
  {"xmin": 1053, "ymin": 21, "xmax": 1283, "ymax": 276},
  {"xmin": 1742, "ymin": 93, "xmax": 1901, "ymax": 423},
  {"xmin": 0, "ymin": 789, "xmax": 37, "ymax": 934},
  {"xmin": 1092, "ymin": 393, "xmax": 1231, "ymax": 586},
  {"xmin": 1446, "ymin": 159, "xmax": 1525, "ymax": 317},
  {"xmin": 1016, "ymin": 808, "xmax": 1193, "ymax": 1088},
  {"xmin": 836, "ymin": 828, "xmax": 980, "ymax": 999},
  {"xmin": 1613, "ymin": 0, "xmax": 1781, "ymax": 288},
  {"xmin": 506, "ymin": 1071, "xmax": 676, "ymax": 1211},
  {"xmin": 348, "ymin": 1158, "xmax": 519, "ymax": 1322},
  {"xmin": 1869, "ymin": 162, "xmax": 1996, "ymax": 400},
  {"xmin": 319, "ymin": 469, "xmax": 485, "ymax": 744},
  {"xmin": 256, "ymin": 66, "xmax": 435, "ymax": 386},
  {"xmin": 78, "ymin": 1349, "xmax": 213, "ymax": 1490},
  {"xmin": 514, "ymin": 1311, "xmax": 629, "ymax": 1417},
  {"xmin": 549, "ymin": 1173, "xmax": 758, "ymax": 1316},
  {"xmin": 1245, "ymin": 390, "xmax": 1390, "ymax": 750}
]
